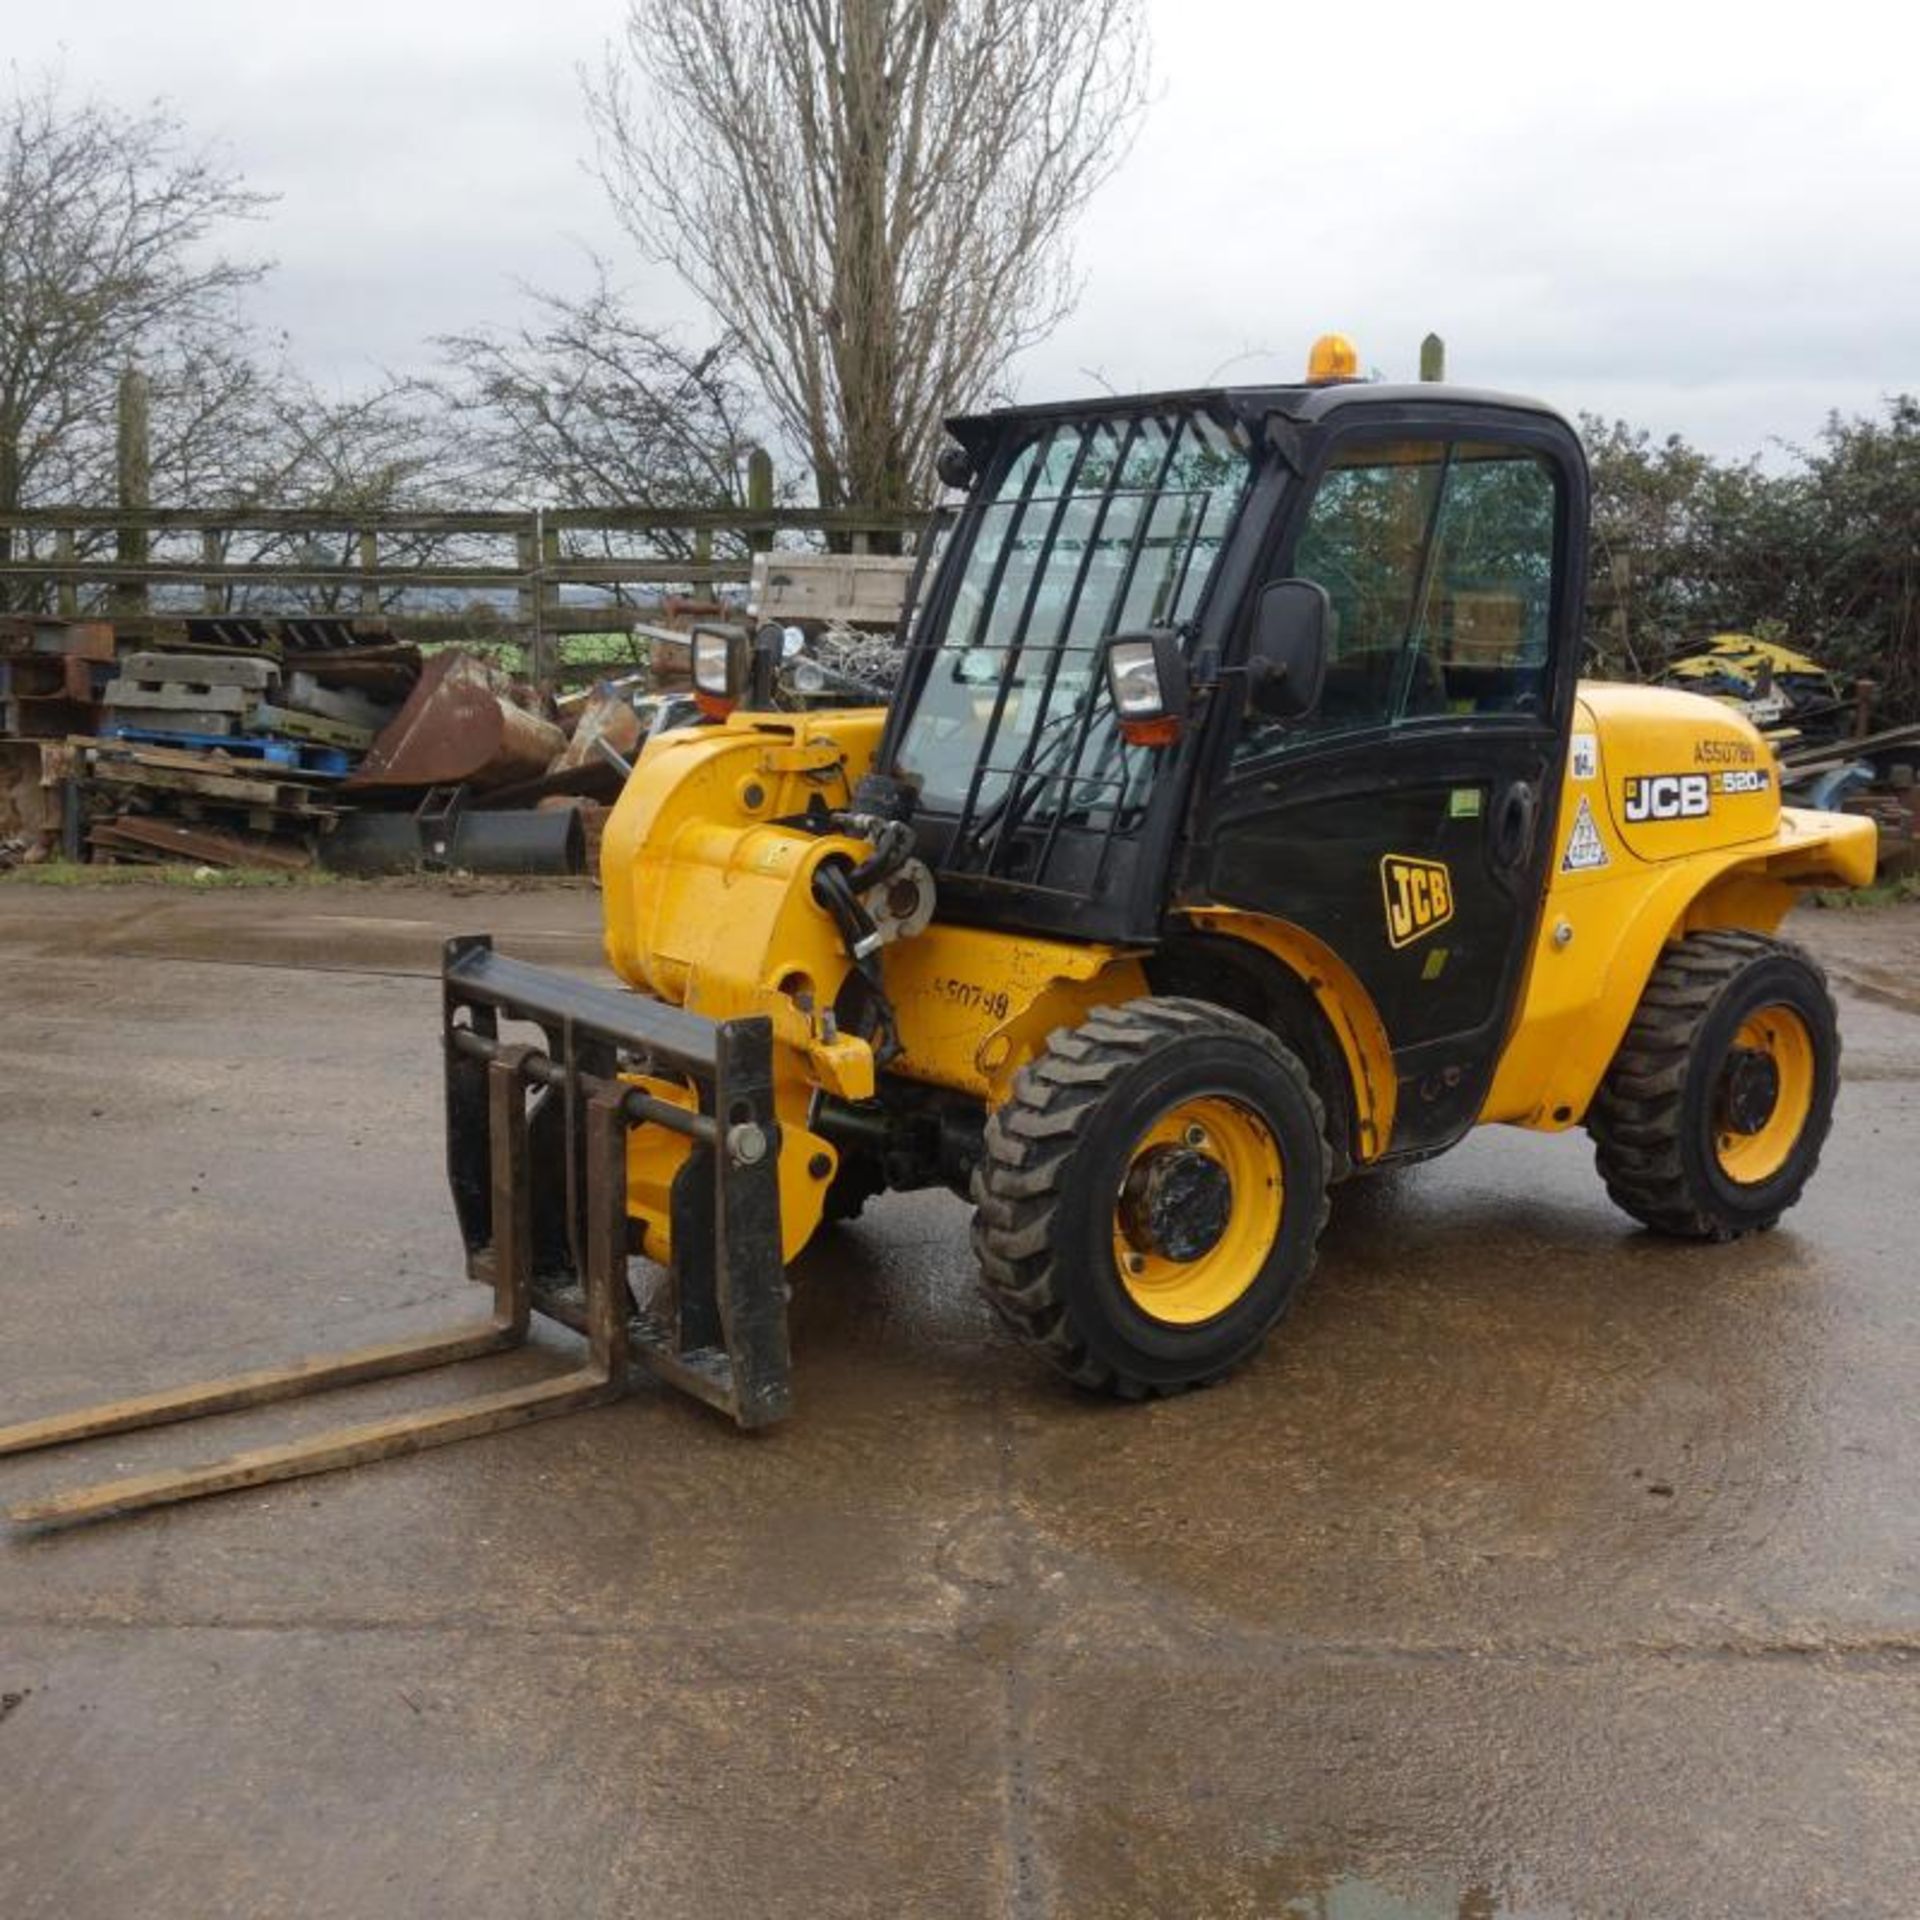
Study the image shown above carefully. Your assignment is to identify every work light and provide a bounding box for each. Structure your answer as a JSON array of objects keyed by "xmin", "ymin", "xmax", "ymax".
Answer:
[
  {"xmin": 690, "ymin": 622, "xmax": 749, "ymax": 716},
  {"xmin": 1108, "ymin": 640, "xmax": 1167, "ymax": 717},
  {"xmin": 693, "ymin": 627, "xmax": 734, "ymax": 695},
  {"xmin": 1105, "ymin": 629, "xmax": 1189, "ymax": 746}
]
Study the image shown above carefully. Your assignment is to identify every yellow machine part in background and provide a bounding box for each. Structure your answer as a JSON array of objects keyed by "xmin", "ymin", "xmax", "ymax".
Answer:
[{"xmin": 1666, "ymin": 632, "xmax": 1834, "ymax": 686}]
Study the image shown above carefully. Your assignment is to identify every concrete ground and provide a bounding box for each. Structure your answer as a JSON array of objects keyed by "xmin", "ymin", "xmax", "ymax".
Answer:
[{"xmin": 0, "ymin": 880, "xmax": 1916, "ymax": 1919}]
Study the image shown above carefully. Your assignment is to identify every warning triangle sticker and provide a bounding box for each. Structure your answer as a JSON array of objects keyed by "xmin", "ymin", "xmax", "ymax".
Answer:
[{"xmin": 1561, "ymin": 795, "xmax": 1609, "ymax": 872}]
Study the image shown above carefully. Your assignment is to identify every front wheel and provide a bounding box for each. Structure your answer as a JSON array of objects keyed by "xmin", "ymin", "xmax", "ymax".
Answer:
[
  {"xmin": 970, "ymin": 998, "xmax": 1332, "ymax": 1399},
  {"xmin": 1587, "ymin": 930, "xmax": 1840, "ymax": 1240}
]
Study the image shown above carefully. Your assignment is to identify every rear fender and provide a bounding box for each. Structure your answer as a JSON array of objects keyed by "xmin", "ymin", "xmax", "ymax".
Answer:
[{"xmin": 1483, "ymin": 804, "xmax": 1876, "ymax": 1130}]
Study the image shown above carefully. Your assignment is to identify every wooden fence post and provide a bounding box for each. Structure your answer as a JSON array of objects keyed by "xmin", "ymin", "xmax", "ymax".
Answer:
[
  {"xmin": 201, "ymin": 530, "xmax": 223, "ymax": 614},
  {"xmin": 0, "ymin": 442, "xmax": 13, "ymax": 613},
  {"xmin": 113, "ymin": 367, "xmax": 152, "ymax": 628},
  {"xmin": 534, "ymin": 511, "xmax": 560, "ymax": 691},
  {"xmin": 746, "ymin": 447, "xmax": 775, "ymax": 553},
  {"xmin": 1419, "ymin": 333, "xmax": 1447, "ymax": 382},
  {"xmin": 515, "ymin": 515, "xmax": 539, "ymax": 640},
  {"xmin": 56, "ymin": 529, "xmax": 78, "ymax": 617},
  {"xmin": 358, "ymin": 529, "xmax": 380, "ymax": 617}
]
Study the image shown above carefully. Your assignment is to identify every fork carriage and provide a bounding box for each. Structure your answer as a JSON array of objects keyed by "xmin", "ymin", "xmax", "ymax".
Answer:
[{"xmin": 0, "ymin": 937, "xmax": 793, "ymax": 1527}]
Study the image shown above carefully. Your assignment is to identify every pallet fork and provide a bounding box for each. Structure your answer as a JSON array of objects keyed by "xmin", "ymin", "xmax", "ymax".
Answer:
[{"xmin": 0, "ymin": 938, "xmax": 792, "ymax": 1527}]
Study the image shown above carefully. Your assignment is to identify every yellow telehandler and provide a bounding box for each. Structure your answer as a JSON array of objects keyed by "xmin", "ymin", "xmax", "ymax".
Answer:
[{"xmin": 2, "ymin": 339, "xmax": 1875, "ymax": 1523}]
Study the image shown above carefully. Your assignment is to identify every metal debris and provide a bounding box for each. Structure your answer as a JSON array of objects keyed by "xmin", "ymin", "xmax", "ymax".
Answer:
[{"xmin": 345, "ymin": 652, "xmax": 565, "ymax": 792}]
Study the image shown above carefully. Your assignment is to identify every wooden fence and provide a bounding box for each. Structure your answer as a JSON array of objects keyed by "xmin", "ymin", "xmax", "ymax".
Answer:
[{"xmin": 0, "ymin": 500, "xmax": 923, "ymax": 688}]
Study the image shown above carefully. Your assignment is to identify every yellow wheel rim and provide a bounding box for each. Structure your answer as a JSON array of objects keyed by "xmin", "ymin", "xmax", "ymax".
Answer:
[
  {"xmin": 1713, "ymin": 1004, "xmax": 1817, "ymax": 1184},
  {"xmin": 1112, "ymin": 1095, "xmax": 1284, "ymax": 1326}
]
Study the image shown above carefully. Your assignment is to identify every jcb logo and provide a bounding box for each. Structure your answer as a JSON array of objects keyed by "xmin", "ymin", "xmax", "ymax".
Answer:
[
  {"xmin": 1381, "ymin": 855, "xmax": 1454, "ymax": 950},
  {"xmin": 1623, "ymin": 773, "xmax": 1710, "ymax": 822}
]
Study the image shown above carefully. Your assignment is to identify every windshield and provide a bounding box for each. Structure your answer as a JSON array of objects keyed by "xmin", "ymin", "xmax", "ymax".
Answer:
[{"xmin": 893, "ymin": 408, "xmax": 1252, "ymax": 845}]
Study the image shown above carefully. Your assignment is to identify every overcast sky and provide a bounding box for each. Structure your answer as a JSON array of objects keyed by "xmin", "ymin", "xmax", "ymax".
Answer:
[{"xmin": 14, "ymin": 0, "xmax": 1917, "ymax": 462}]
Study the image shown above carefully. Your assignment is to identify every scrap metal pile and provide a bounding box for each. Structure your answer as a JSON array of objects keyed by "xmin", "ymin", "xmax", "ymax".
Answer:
[
  {"xmin": 0, "ymin": 614, "xmax": 692, "ymax": 878},
  {"xmin": 0, "ymin": 619, "xmax": 115, "ymax": 868},
  {"xmin": 1778, "ymin": 720, "xmax": 1920, "ymax": 877},
  {"xmin": 0, "ymin": 542, "xmax": 919, "ymax": 877},
  {"xmin": 83, "ymin": 620, "xmax": 410, "ymax": 870},
  {"xmin": 1660, "ymin": 634, "xmax": 1919, "ymax": 878}
]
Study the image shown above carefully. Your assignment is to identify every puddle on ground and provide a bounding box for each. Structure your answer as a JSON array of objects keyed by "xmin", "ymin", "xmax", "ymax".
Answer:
[{"xmin": 1271, "ymin": 1869, "xmax": 1572, "ymax": 1919}]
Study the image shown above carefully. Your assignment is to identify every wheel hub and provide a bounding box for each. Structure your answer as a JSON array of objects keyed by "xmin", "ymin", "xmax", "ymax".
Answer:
[
  {"xmin": 1108, "ymin": 1092, "xmax": 1286, "ymax": 1327},
  {"xmin": 1119, "ymin": 1147, "xmax": 1232, "ymax": 1263},
  {"xmin": 1718, "ymin": 1046, "xmax": 1782, "ymax": 1136}
]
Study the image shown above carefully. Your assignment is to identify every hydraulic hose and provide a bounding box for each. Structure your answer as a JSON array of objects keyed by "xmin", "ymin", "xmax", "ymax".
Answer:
[
  {"xmin": 812, "ymin": 859, "xmax": 902, "ymax": 1066},
  {"xmin": 837, "ymin": 815, "xmax": 916, "ymax": 895}
]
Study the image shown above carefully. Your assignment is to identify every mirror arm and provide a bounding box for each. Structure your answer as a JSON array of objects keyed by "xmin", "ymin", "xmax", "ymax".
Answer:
[{"xmin": 1186, "ymin": 642, "xmax": 1223, "ymax": 690}]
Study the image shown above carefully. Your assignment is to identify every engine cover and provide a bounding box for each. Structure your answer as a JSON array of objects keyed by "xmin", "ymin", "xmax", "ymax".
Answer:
[{"xmin": 1582, "ymin": 683, "xmax": 1781, "ymax": 863}]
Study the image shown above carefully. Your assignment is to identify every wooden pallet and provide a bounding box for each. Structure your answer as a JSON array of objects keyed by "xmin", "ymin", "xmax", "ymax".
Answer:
[
  {"xmin": 80, "ymin": 739, "xmax": 338, "ymax": 820},
  {"xmin": 100, "ymin": 726, "xmax": 354, "ymax": 775}
]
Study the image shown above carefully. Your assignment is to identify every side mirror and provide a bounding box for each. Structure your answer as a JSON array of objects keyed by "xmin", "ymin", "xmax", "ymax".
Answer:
[
  {"xmin": 1246, "ymin": 579, "xmax": 1329, "ymax": 720},
  {"xmin": 936, "ymin": 443, "xmax": 976, "ymax": 491},
  {"xmin": 1105, "ymin": 628, "xmax": 1190, "ymax": 747}
]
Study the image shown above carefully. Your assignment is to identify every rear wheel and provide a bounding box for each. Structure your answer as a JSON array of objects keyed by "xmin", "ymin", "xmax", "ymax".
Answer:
[
  {"xmin": 1587, "ymin": 930, "xmax": 1840, "ymax": 1240},
  {"xmin": 970, "ymin": 998, "xmax": 1331, "ymax": 1398}
]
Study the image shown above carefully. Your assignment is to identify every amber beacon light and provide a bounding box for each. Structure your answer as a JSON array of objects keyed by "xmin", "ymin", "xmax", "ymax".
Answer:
[{"xmin": 1305, "ymin": 332, "xmax": 1360, "ymax": 384}]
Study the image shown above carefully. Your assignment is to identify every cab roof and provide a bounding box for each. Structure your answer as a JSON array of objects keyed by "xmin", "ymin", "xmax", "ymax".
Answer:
[{"xmin": 946, "ymin": 381, "xmax": 1569, "ymax": 452}]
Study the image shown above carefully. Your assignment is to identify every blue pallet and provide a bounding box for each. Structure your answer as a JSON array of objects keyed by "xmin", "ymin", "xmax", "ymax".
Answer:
[{"xmin": 103, "ymin": 726, "xmax": 353, "ymax": 776}]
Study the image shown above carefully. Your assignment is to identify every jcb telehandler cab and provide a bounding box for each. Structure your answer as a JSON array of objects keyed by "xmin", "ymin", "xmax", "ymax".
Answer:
[{"xmin": 4, "ymin": 347, "xmax": 1876, "ymax": 1523}]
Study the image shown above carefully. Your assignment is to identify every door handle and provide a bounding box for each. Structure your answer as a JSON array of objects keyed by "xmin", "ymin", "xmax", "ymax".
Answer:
[{"xmin": 1491, "ymin": 780, "xmax": 1538, "ymax": 868}]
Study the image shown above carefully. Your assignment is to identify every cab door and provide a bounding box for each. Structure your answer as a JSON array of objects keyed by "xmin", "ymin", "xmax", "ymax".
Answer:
[{"xmin": 1191, "ymin": 422, "xmax": 1580, "ymax": 1157}]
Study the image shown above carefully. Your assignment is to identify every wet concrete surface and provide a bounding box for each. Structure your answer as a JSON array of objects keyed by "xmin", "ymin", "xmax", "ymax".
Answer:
[{"xmin": 0, "ymin": 882, "xmax": 1915, "ymax": 1918}]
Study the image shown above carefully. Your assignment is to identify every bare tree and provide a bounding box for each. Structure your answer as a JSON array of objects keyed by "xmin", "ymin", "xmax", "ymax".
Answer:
[
  {"xmin": 143, "ymin": 336, "xmax": 280, "ymax": 506},
  {"xmin": 0, "ymin": 74, "xmax": 270, "ymax": 520},
  {"xmin": 242, "ymin": 378, "xmax": 456, "ymax": 514},
  {"xmin": 435, "ymin": 264, "xmax": 760, "ymax": 535},
  {"xmin": 207, "ymin": 377, "xmax": 469, "ymax": 615},
  {"xmin": 589, "ymin": 0, "xmax": 1150, "ymax": 517}
]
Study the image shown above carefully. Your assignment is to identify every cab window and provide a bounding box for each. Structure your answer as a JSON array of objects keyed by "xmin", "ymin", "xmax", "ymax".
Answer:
[
  {"xmin": 1236, "ymin": 438, "xmax": 1558, "ymax": 762},
  {"xmin": 1421, "ymin": 443, "xmax": 1557, "ymax": 717}
]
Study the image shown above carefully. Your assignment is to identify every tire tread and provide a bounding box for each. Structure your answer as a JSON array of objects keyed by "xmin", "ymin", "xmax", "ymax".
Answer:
[
  {"xmin": 971, "ymin": 997, "xmax": 1330, "ymax": 1396},
  {"xmin": 1588, "ymin": 930, "xmax": 1837, "ymax": 1240}
]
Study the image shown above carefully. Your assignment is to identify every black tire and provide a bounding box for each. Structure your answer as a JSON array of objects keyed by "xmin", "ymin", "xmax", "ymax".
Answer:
[
  {"xmin": 970, "ymin": 997, "xmax": 1332, "ymax": 1399},
  {"xmin": 1587, "ymin": 930, "xmax": 1840, "ymax": 1241}
]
